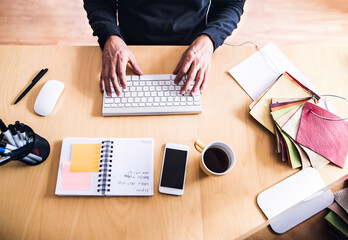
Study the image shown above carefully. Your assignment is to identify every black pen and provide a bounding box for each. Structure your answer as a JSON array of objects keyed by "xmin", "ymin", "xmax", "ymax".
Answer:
[
  {"xmin": 14, "ymin": 68, "xmax": 48, "ymax": 104},
  {"xmin": 0, "ymin": 119, "xmax": 17, "ymax": 146}
]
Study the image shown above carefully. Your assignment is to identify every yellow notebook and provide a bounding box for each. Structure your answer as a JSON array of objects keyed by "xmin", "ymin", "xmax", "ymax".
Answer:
[{"xmin": 249, "ymin": 72, "xmax": 316, "ymax": 134}]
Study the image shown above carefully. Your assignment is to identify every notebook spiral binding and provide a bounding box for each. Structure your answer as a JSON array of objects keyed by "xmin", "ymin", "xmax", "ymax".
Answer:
[{"xmin": 97, "ymin": 140, "xmax": 114, "ymax": 195}]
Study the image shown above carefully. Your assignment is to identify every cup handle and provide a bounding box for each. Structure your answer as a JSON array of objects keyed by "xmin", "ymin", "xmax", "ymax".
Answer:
[{"xmin": 194, "ymin": 139, "xmax": 205, "ymax": 153}]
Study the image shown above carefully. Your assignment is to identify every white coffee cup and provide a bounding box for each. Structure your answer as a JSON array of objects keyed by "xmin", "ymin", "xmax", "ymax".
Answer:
[{"xmin": 194, "ymin": 139, "xmax": 236, "ymax": 176}]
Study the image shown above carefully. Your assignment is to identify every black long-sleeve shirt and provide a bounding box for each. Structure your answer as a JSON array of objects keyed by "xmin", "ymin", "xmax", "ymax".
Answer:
[{"xmin": 83, "ymin": 0, "xmax": 245, "ymax": 50}]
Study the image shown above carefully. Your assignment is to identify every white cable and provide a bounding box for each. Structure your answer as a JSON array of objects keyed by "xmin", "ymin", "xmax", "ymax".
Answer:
[{"xmin": 223, "ymin": 41, "xmax": 282, "ymax": 75}]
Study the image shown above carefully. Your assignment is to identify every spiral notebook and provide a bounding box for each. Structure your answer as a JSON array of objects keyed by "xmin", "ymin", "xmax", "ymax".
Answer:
[{"xmin": 55, "ymin": 137, "xmax": 154, "ymax": 196}]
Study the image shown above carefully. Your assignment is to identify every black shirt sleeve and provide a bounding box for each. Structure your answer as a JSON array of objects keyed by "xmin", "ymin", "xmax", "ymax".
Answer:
[
  {"xmin": 200, "ymin": 0, "xmax": 246, "ymax": 50},
  {"xmin": 83, "ymin": 0, "xmax": 122, "ymax": 49}
]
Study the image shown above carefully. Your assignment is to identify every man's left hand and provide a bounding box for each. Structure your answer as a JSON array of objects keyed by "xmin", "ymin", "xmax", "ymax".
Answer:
[{"xmin": 173, "ymin": 34, "xmax": 214, "ymax": 96}]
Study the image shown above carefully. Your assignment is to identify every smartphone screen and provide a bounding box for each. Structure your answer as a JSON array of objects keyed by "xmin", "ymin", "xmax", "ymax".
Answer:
[{"xmin": 160, "ymin": 148, "xmax": 188, "ymax": 189}]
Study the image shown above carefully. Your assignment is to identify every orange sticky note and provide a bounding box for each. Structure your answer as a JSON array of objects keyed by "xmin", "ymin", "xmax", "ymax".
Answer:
[{"xmin": 70, "ymin": 144, "xmax": 101, "ymax": 172}]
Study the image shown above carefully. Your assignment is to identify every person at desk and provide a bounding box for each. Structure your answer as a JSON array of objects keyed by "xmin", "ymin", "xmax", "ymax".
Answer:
[{"xmin": 83, "ymin": 0, "xmax": 245, "ymax": 97}]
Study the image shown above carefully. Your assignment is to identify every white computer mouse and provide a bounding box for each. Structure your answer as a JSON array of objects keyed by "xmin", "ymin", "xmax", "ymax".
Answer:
[{"xmin": 34, "ymin": 80, "xmax": 64, "ymax": 116}]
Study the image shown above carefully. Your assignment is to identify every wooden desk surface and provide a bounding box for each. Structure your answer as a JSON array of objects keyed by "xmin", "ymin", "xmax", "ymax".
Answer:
[{"xmin": 0, "ymin": 45, "xmax": 347, "ymax": 240}]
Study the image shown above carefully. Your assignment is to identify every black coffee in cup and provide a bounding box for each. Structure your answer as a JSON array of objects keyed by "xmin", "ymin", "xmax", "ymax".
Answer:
[{"xmin": 203, "ymin": 147, "xmax": 229, "ymax": 173}]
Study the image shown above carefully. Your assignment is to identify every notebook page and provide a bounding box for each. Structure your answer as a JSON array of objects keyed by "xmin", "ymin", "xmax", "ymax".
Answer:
[
  {"xmin": 55, "ymin": 137, "xmax": 104, "ymax": 196},
  {"xmin": 108, "ymin": 138, "xmax": 154, "ymax": 196}
]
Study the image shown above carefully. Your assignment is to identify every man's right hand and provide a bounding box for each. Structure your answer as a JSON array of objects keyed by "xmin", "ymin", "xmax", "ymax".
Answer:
[{"xmin": 101, "ymin": 35, "xmax": 143, "ymax": 96}]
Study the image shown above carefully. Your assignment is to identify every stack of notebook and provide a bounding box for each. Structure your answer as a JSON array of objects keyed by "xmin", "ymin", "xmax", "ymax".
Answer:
[
  {"xmin": 326, "ymin": 184, "xmax": 348, "ymax": 239},
  {"xmin": 249, "ymin": 72, "xmax": 348, "ymax": 169}
]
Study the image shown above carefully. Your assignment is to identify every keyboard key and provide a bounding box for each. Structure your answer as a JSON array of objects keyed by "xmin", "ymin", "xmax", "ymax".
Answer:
[
  {"xmin": 104, "ymin": 104, "xmax": 110, "ymax": 108},
  {"xmin": 105, "ymin": 98, "xmax": 113, "ymax": 104},
  {"xmin": 131, "ymin": 75, "xmax": 139, "ymax": 81}
]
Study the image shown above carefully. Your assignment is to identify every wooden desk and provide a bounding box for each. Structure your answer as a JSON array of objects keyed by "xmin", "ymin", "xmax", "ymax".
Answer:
[{"xmin": 0, "ymin": 45, "xmax": 347, "ymax": 240}]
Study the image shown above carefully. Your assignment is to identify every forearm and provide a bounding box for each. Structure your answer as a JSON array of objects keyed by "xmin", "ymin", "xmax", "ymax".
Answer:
[
  {"xmin": 83, "ymin": 0, "xmax": 122, "ymax": 49},
  {"xmin": 200, "ymin": 0, "xmax": 245, "ymax": 50}
]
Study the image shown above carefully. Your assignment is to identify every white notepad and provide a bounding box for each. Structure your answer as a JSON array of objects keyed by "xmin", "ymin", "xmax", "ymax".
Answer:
[
  {"xmin": 228, "ymin": 42, "xmax": 320, "ymax": 101},
  {"xmin": 55, "ymin": 137, "xmax": 154, "ymax": 196}
]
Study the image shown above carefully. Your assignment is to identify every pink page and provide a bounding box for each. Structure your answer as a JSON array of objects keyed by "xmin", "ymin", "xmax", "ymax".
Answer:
[
  {"xmin": 61, "ymin": 161, "xmax": 91, "ymax": 190},
  {"xmin": 296, "ymin": 103, "xmax": 348, "ymax": 168}
]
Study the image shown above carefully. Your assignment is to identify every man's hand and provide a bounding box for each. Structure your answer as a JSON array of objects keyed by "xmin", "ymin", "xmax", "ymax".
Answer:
[
  {"xmin": 173, "ymin": 34, "xmax": 214, "ymax": 96},
  {"xmin": 101, "ymin": 35, "xmax": 143, "ymax": 96}
]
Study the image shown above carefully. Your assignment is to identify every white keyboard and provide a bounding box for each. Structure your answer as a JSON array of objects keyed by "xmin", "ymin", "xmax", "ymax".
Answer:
[{"xmin": 102, "ymin": 74, "xmax": 202, "ymax": 116}]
